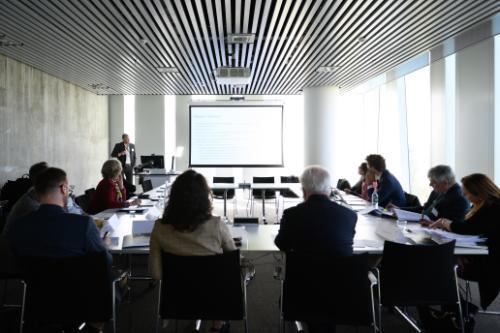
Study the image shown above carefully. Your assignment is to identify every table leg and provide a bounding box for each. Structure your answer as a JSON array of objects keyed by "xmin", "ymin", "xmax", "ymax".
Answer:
[{"xmin": 261, "ymin": 189, "xmax": 267, "ymax": 224}]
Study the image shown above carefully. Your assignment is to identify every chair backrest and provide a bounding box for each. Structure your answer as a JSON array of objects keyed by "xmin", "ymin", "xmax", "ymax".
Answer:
[
  {"xmin": 160, "ymin": 250, "xmax": 244, "ymax": 320},
  {"xmin": 142, "ymin": 179, "xmax": 153, "ymax": 193},
  {"xmin": 282, "ymin": 252, "xmax": 373, "ymax": 326},
  {"xmin": 380, "ymin": 240, "xmax": 457, "ymax": 306},
  {"xmin": 212, "ymin": 177, "xmax": 235, "ymax": 199},
  {"xmin": 404, "ymin": 192, "xmax": 421, "ymax": 207},
  {"xmin": 280, "ymin": 176, "xmax": 300, "ymax": 198},
  {"xmin": 280, "ymin": 176, "xmax": 299, "ymax": 183},
  {"xmin": 74, "ymin": 194, "xmax": 90, "ymax": 213},
  {"xmin": 84, "ymin": 187, "xmax": 96, "ymax": 198},
  {"xmin": 252, "ymin": 177, "xmax": 276, "ymax": 198},
  {"xmin": 336, "ymin": 178, "xmax": 351, "ymax": 191},
  {"xmin": 19, "ymin": 251, "xmax": 113, "ymax": 325}
]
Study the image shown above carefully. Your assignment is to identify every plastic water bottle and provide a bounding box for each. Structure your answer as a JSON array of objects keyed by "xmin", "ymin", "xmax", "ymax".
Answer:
[{"xmin": 371, "ymin": 182, "xmax": 379, "ymax": 209}]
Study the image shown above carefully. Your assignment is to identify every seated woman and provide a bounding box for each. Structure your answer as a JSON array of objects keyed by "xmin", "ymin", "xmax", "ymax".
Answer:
[
  {"xmin": 87, "ymin": 159, "xmax": 140, "ymax": 214},
  {"xmin": 430, "ymin": 173, "xmax": 500, "ymax": 309},
  {"xmin": 149, "ymin": 169, "xmax": 236, "ymax": 332},
  {"xmin": 346, "ymin": 162, "xmax": 370, "ymax": 200}
]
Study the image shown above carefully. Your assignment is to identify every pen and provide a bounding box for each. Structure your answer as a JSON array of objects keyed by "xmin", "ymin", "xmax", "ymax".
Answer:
[{"xmin": 103, "ymin": 231, "xmax": 109, "ymax": 240}]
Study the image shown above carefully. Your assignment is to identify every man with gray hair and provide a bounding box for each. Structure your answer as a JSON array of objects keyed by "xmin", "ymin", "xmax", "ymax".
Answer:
[
  {"xmin": 396, "ymin": 165, "xmax": 469, "ymax": 223},
  {"xmin": 275, "ymin": 165, "xmax": 357, "ymax": 257}
]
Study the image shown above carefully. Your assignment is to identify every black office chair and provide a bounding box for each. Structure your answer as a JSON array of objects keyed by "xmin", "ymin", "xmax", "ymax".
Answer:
[
  {"xmin": 279, "ymin": 176, "xmax": 300, "ymax": 198},
  {"xmin": 336, "ymin": 178, "xmax": 351, "ymax": 191},
  {"xmin": 404, "ymin": 192, "xmax": 421, "ymax": 208},
  {"xmin": 279, "ymin": 252, "xmax": 379, "ymax": 333},
  {"xmin": 157, "ymin": 250, "xmax": 248, "ymax": 333},
  {"xmin": 74, "ymin": 194, "xmax": 91, "ymax": 213},
  {"xmin": 19, "ymin": 251, "xmax": 122, "ymax": 333},
  {"xmin": 142, "ymin": 179, "xmax": 153, "ymax": 193},
  {"xmin": 0, "ymin": 236, "xmax": 22, "ymax": 329},
  {"xmin": 250, "ymin": 177, "xmax": 278, "ymax": 220},
  {"xmin": 375, "ymin": 240, "xmax": 465, "ymax": 332},
  {"xmin": 212, "ymin": 177, "xmax": 236, "ymax": 199}
]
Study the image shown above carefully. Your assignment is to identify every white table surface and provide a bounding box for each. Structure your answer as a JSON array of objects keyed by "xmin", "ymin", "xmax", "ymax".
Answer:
[{"xmin": 98, "ymin": 186, "xmax": 487, "ymax": 255}]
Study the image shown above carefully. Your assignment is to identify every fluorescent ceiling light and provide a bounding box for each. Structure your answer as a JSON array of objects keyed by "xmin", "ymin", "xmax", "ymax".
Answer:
[
  {"xmin": 227, "ymin": 33, "xmax": 256, "ymax": 44},
  {"xmin": 316, "ymin": 66, "xmax": 340, "ymax": 73},
  {"xmin": 157, "ymin": 67, "xmax": 179, "ymax": 74}
]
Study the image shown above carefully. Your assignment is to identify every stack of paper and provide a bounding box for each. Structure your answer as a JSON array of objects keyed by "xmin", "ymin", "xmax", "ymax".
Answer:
[
  {"xmin": 423, "ymin": 229, "xmax": 487, "ymax": 247},
  {"xmin": 393, "ymin": 208, "xmax": 430, "ymax": 222}
]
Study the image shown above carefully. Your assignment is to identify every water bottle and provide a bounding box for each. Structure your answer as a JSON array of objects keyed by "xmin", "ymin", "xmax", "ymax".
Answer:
[{"xmin": 371, "ymin": 182, "xmax": 379, "ymax": 209}]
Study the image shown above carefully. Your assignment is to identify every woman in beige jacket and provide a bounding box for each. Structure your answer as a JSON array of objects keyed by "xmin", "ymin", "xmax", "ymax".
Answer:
[{"xmin": 149, "ymin": 169, "xmax": 236, "ymax": 332}]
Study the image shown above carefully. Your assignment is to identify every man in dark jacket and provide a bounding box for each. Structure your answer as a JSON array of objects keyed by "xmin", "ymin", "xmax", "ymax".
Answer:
[
  {"xmin": 111, "ymin": 133, "xmax": 136, "ymax": 183},
  {"xmin": 366, "ymin": 154, "xmax": 406, "ymax": 207},
  {"xmin": 398, "ymin": 165, "xmax": 469, "ymax": 223},
  {"xmin": 275, "ymin": 165, "xmax": 357, "ymax": 256},
  {"xmin": 275, "ymin": 166, "xmax": 357, "ymax": 333}
]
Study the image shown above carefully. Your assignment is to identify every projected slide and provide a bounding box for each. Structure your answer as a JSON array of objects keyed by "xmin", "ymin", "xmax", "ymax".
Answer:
[{"xmin": 190, "ymin": 105, "xmax": 283, "ymax": 167}]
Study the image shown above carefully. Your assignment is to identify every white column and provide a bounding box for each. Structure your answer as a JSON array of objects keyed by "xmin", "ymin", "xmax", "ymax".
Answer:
[{"xmin": 303, "ymin": 86, "xmax": 339, "ymax": 180}]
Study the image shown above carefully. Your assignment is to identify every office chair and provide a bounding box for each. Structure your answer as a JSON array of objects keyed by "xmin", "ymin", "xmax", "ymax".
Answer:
[
  {"xmin": 250, "ymin": 177, "xmax": 278, "ymax": 221},
  {"xmin": 278, "ymin": 252, "xmax": 379, "ymax": 333},
  {"xmin": 212, "ymin": 177, "xmax": 236, "ymax": 200},
  {"xmin": 375, "ymin": 240, "xmax": 465, "ymax": 332},
  {"xmin": 19, "ymin": 251, "xmax": 125, "ymax": 333},
  {"xmin": 279, "ymin": 176, "xmax": 300, "ymax": 198},
  {"xmin": 74, "ymin": 194, "xmax": 91, "ymax": 213},
  {"xmin": 142, "ymin": 179, "xmax": 153, "ymax": 193},
  {"xmin": 157, "ymin": 250, "xmax": 248, "ymax": 333},
  {"xmin": 404, "ymin": 192, "xmax": 421, "ymax": 207},
  {"xmin": 0, "ymin": 235, "xmax": 22, "ymax": 329}
]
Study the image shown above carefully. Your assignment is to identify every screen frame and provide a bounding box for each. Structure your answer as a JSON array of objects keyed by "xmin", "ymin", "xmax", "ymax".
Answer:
[{"xmin": 189, "ymin": 104, "xmax": 284, "ymax": 168}]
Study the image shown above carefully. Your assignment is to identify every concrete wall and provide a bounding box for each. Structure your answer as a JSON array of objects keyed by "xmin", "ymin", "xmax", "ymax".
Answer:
[{"xmin": 0, "ymin": 54, "xmax": 108, "ymax": 195}]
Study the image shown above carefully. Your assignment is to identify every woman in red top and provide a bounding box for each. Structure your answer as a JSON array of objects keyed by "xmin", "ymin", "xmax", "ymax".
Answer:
[{"xmin": 88, "ymin": 159, "xmax": 140, "ymax": 214}]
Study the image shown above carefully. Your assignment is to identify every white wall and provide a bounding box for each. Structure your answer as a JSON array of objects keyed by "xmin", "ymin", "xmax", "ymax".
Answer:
[
  {"xmin": 135, "ymin": 95, "xmax": 165, "ymax": 156},
  {"xmin": 0, "ymin": 54, "xmax": 108, "ymax": 195},
  {"xmin": 455, "ymin": 38, "xmax": 495, "ymax": 179}
]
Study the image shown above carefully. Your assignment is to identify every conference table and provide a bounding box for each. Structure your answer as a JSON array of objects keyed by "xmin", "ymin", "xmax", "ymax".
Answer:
[{"xmin": 96, "ymin": 184, "xmax": 488, "ymax": 256}]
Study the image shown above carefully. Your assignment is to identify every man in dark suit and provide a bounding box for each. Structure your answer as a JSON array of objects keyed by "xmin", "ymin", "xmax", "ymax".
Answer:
[
  {"xmin": 275, "ymin": 165, "xmax": 357, "ymax": 256},
  {"xmin": 396, "ymin": 165, "xmax": 469, "ymax": 223},
  {"xmin": 111, "ymin": 133, "xmax": 136, "ymax": 183},
  {"xmin": 365, "ymin": 154, "xmax": 406, "ymax": 207},
  {"xmin": 275, "ymin": 166, "xmax": 357, "ymax": 333},
  {"xmin": 6, "ymin": 167, "xmax": 111, "ymax": 262}
]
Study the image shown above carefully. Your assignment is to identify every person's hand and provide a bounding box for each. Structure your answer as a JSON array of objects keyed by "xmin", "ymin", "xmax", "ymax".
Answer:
[
  {"xmin": 117, "ymin": 176, "xmax": 124, "ymax": 190},
  {"xmin": 419, "ymin": 219, "xmax": 433, "ymax": 227},
  {"xmin": 386, "ymin": 203, "xmax": 399, "ymax": 212},
  {"xmin": 429, "ymin": 218, "xmax": 452, "ymax": 231},
  {"xmin": 344, "ymin": 188, "xmax": 352, "ymax": 194},
  {"xmin": 130, "ymin": 198, "xmax": 141, "ymax": 206}
]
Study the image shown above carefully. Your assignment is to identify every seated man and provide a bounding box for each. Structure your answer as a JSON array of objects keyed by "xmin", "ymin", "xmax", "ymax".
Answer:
[
  {"xmin": 275, "ymin": 166, "xmax": 357, "ymax": 333},
  {"xmin": 365, "ymin": 154, "xmax": 406, "ymax": 207},
  {"xmin": 397, "ymin": 165, "xmax": 469, "ymax": 223},
  {"xmin": 275, "ymin": 165, "xmax": 357, "ymax": 256},
  {"xmin": 6, "ymin": 168, "xmax": 111, "ymax": 331},
  {"xmin": 6, "ymin": 167, "xmax": 111, "ymax": 261},
  {"xmin": 3, "ymin": 162, "xmax": 83, "ymax": 235}
]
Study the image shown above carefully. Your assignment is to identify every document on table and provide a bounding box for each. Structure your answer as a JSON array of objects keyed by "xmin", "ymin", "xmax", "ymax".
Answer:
[
  {"xmin": 359, "ymin": 207, "xmax": 394, "ymax": 218},
  {"xmin": 122, "ymin": 235, "xmax": 150, "ymax": 248},
  {"xmin": 99, "ymin": 214, "xmax": 119, "ymax": 238},
  {"xmin": 375, "ymin": 220, "xmax": 406, "ymax": 243},
  {"xmin": 393, "ymin": 208, "xmax": 430, "ymax": 222},
  {"xmin": 423, "ymin": 229, "xmax": 487, "ymax": 248},
  {"xmin": 132, "ymin": 219, "xmax": 155, "ymax": 236},
  {"xmin": 354, "ymin": 239, "xmax": 384, "ymax": 248}
]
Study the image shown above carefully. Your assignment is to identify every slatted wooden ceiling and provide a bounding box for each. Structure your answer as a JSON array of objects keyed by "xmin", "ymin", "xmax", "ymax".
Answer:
[{"xmin": 0, "ymin": 0, "xmax": 498, "ymax": 95}]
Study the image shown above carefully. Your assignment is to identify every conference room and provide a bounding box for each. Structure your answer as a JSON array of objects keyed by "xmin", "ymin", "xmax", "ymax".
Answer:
[{"xmin": 1, "ymin": 0, "xmax": 500, "ymax": 332}]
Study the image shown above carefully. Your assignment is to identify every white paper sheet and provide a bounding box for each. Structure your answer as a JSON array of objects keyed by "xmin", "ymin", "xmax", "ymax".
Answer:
[{"xmin": 132, "ymin": 219, "xmax": 155, "ymax": 236}]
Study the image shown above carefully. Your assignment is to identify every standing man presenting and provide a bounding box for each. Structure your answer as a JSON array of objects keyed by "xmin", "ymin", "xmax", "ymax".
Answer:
[{"xmin": 111, "ymin": 133, "xmax": 136, "ymax": 184}]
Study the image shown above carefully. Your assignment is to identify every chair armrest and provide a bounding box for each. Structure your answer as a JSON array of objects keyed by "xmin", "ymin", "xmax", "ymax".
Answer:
[{"xmin": 368, "ymin": 271, "xmax": 378, "ymax": 286}]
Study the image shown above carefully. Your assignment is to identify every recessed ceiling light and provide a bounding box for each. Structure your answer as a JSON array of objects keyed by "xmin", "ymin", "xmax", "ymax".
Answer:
[
  {"xmin": 227, "ymin": 33, "xmax": 256, "ymax": 44},
  {"xmin": 157, "ymin": 67, "xmax": 179, "ymax": 74},
  {"xmin": 140, "ymin": 38, "xmax": 149, "ymax": 46},
  {"xmin": 316, "ymin": 66, "xmax": 340, "ymax": 73},
  {"xmin": 357, "ymin": 36, "xmax": 366, "ymax": 43}
]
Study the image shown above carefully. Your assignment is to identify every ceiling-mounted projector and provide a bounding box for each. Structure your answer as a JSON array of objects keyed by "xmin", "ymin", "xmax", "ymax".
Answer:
[{"xmin": 215, "ymin": 67, "xmax": 251, "ymax": 85}]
